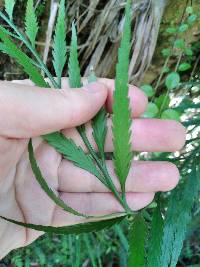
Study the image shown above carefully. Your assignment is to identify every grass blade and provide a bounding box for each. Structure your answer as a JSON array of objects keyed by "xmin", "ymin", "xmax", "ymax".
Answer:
[
  {"xmin": 68, "ymin": 21, "xmax": 82, "ymax": 88},
  {"xmin": 75, "ymin": 236, "xmax": 81, "ymax": 267},
  {"xmin": 0, "ymin": 215, "xmax": 126, "ymax": 235},
  {"xmin": 52, "ymin": 0, "xmax": 67, "ymax": 87},
  {"xmin": 83, "ymin": 234, "xmax": 98, "ymax": 267},
  {"xmin": 112, "ymin": 0, "xmax": 133, "ymax": 196},
  {"xmin": 5, "ymin": 0, "xmax": 15, "ymax": 20},
  {"xmin": 28, "ymin": 140, "xmax": 88, "ymax": 218},
  {"xmin": 115, "ymin": 224, "xmax": 129, "ymax": 252},
  {"xmin": 147, "ymin": 203, "xmax": 164, "ymax": 267},
  {"xmin": 25, "ymin": 0, "xmax": 39, "ymax": 48},
  {"xmin": 128, "ymin": 214, "xmax": 147, "ymax": 267}
]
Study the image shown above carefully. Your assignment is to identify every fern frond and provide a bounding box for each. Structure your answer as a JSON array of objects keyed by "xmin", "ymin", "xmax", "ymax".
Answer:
[
  {"xmin": 92, "ymin": 108, "xmax": 107, "ymax": 160},
  {"xmin": 68, "ymin": 21, "xmax": 82, "ymax": 88},
  {"xmin": 1, "ymin": 215, "xmax": 126, "ymax": 235},
  {"xmin": 0, "ymin": 26, "xmax": 47, "ymax": 87},
  {"xmin": 112, "ymin": 0, "xmax": 133, "ymax": 195},
  {"xmin": 52, "ymin": 0, "xmax": 67, "ymax": 88},
  {"xmin": 5, "ymin": 0, "xmax": 16, "ymax": 20},
  {"xmin": 88, "ymin": 72, "xmax": 108, "ymax": 161},
  {"xmin": 43, "ymin": 132, "xmax": 106, "ymax": 186},
  {"xmin": 25, "ymin": 0, "xmax": 38, "ymax": 47},
  {"xmin": 160, "ymin": 165, "xmax": 200, "ymax": 267},
  {"xmin": 28, "ymin": 140, "xmax": 88, "ymax": 218}
]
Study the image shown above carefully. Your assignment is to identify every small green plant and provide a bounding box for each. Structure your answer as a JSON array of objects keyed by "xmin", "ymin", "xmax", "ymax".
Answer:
[
  {"xmin": 141, "ymin": 6, "xmax": 199, "ymax": 122},
  {"xmin": 0, "ymin": 1, "xmax": 200, "ymax": 267}
]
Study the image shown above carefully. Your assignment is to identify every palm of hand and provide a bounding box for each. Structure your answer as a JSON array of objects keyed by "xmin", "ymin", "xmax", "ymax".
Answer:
[{"xmin": 0, "ymin": 78, "xmax": 185, "ymax": 258}]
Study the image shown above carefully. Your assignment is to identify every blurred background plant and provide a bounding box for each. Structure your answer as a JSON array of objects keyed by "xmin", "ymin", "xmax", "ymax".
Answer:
[{"xmin": 0, "ymin": 0, "xmax": 199, "ymax": 266}]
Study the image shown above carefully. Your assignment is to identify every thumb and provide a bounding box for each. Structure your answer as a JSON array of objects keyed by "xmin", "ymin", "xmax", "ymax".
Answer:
[{"xmin": 0, "ymin": 81, "xmax": 107, "ymax": 138}]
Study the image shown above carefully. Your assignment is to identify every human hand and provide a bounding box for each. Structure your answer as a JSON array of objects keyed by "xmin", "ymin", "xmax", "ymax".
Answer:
[{"xmin": 0, "ymin": 78, "xmax": 186, "ymax": 259}]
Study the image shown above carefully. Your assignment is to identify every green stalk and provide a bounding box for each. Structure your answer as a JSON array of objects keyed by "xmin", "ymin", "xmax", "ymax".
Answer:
[
  {"xmin": 78, "ymin": 128, "xmax": 132, "ymax": 214},
  {"xmin": 0, "ymin": 11, "xmax": 59, "ymax": 89},
  {"xmin": 152, "ymin": 55, "xmax": 171, "ymax": 102},
  {"xmin": 157, "ymin": 90, "xmax": 170, "ymax": 118}
]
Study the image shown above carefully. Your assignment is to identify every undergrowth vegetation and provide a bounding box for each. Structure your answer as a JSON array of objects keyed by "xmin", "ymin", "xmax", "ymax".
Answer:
[{"xmin": 0, "ymin": 0, "xmax": 199, "ymax": 266}]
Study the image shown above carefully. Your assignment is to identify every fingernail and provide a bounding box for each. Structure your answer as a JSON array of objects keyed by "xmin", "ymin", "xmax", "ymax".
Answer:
[{"xmin": 84, "ymin": 82, "xmax": 102, "ymax": 93}]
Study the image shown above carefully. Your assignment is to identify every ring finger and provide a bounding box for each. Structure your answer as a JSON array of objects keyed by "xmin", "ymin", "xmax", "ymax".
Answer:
[{"xmin": 58, "ymin": 160, "xmax": 179, "ymax": 193}]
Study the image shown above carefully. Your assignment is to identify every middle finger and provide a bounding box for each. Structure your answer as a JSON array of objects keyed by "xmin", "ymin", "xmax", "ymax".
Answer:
[
  {"xmin": 62, "ymin": 118, "xmax": 186, "ymax": 152},
  {"xmin": 58, "ymin": 160, "xmax": 179, "ymax": 193}
]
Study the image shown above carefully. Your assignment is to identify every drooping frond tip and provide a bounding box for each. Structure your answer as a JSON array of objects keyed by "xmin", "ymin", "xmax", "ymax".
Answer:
[
  {"xmin": 52, "ymin": 0, "xmax": 67, "ymax": 87},
  {"xmin": 25, "ymin": 0, "xmax": 39, "ymax": 47},
  {"xmin": 68, "ymin": 21, "xmax": 82, "ymax": 88},
  {"xmin": 5, "ymin": 0, "xmax": 16, "ymax": 20}
]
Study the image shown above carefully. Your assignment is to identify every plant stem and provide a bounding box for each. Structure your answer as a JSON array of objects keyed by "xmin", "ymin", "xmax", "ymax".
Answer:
[
  {"xmin": 78, "ymin": 127, "xmax": 132, "ymax": 213},
  {"xmin": 175, "ymin": 52, "xmax": 183, "ymax": 72},
  {"xmin": 157, "ymin": 90, "xmax": 170, "ymax": 118},
  {"xmin": 121, "ymin": 193, "xmax": 132, "ymax": 214},
  {"xmin": 0, "ymin": 11, "xmax": 59, "ymax": 89},
  {"xmin": 153, "ymin": 55, "xmax": 170, "ymax": 99}
]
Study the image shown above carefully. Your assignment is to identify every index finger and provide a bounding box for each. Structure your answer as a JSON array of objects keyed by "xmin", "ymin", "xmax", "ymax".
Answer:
[
  {"xmin": 13, "ymin": 78, "xmax": 148, "ymax": 118},
  {"xmin": 98, "ymin": 78, "xmax": 148, "ymax": 117},
  {"xmin": 60, "ymin": 78, "xmax": 148, "ymax": 118}
]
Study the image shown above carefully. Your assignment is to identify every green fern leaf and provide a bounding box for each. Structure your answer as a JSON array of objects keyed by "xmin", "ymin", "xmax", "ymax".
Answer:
[
  {"xmin": 43, "ymin": 132, "xmax": 106, "ymax": 186},
  {"xmin": 5, "ymin": 0, "xmax": 16, "ymax": 20},
  {"xmin": 25, "ymin": 0, "xmax": 38, "ymax": 47},
  {"xmin": 0, "ymin": 25, "xmax": 106, "ymax": 217},
  {"xmin": 112, "ymin": 0, "xmax": 133, "ymax": 195},
  {"xmin": 0, "ymin": 26, "xmax": 47, "ymax": 87},
  {"xmin": 67, "ymin": 22, "xmax": 104, "ymax": 180},
  {"xmin": 52, "ymin": 0, "xmax": 67, "ymax": 87},
  {"xmin": 147, "ymin": 204, "xmax": 164, "ymax": 267},
  {"xmin": 0, "ymin": 215, "xmax": 126, "ymax": 235},
  {"xmin": 28, "ymin": 140, "xmax": 88, "ymax": 218},
  {"xmin": 128, "ymin": 214, "xmax": 148, "ymax": 267},
  {"xmin": 68, "ymin": 21, "xmax": 82, "ymax": 88},
  {"xmin": 88, "ymin": 72, "xmax": 108, "ymax": 160},
  {"xmin": 92, "ymin": 109, "xmax": 107, "ymax": 160},
  {"xmin": 160, "ymin": 165, "xmax": 200, "ymax": 267}
]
